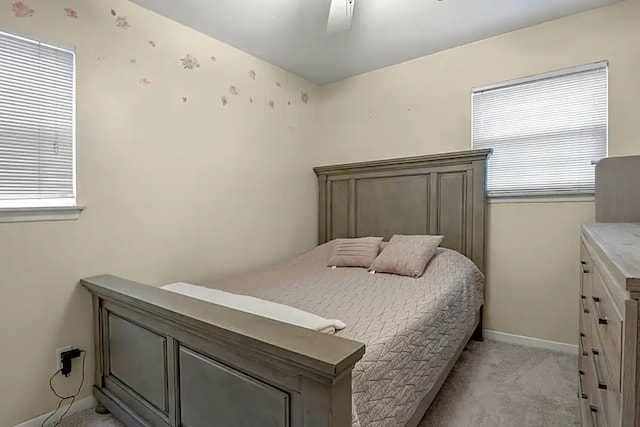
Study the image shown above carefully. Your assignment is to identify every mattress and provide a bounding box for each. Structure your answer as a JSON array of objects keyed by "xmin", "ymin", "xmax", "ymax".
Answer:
[{"xmin": 207, "ymin": 241, "xmax": 484, "ymax": 426}]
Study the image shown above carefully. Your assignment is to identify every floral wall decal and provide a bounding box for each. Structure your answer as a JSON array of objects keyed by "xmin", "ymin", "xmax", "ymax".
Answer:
[
  {"xmin": 6, "ymin": 3, "xmax": 312, "ymax": 136},
  {"xmin": 11, "ymin": 2, "xmax": 34, "ymax": 17},
  {"xmin": 181, "ymin": 54, "xmax": 200, "ymax": 69},
  {"xmin": 115, "ymin": 16, "xmax": 130, "ymax": 29},
  {"xmin": 64, "ymin": 7, "xmax": 78, "ymax": 18}
]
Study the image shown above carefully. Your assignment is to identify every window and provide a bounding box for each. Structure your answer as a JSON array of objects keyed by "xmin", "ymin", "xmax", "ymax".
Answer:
[
  {"xmin": 0, "ymin": 31, "xmax": 81, "ymax": 221},
  {"xmin": 472, "ymin": 62, "xmax": 608, "ymax": 199}
]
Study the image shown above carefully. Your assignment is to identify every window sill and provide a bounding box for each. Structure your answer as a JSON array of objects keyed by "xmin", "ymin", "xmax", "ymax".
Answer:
[
  {"xmin": 0, "ymin": 205, "xmax": 85, "ymax": 223},
  {"xmin": 487, "ymin": 194, "xmax": 595, "ymax": 204}
]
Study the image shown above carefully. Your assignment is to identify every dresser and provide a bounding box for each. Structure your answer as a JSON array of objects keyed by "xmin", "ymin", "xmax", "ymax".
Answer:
[
  {"xmin": 579, "ymin": 155, "xmax": 640, "ymax": 427},
  {"xmin": 579, "ymin": 223, "xmax": 640, "ymax": 426}
]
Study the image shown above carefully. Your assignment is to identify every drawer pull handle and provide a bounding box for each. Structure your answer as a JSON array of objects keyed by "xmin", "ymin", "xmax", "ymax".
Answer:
[
  {"xmin": 581, "ymin": 296, "xmax": 590, "ymax": 314},
  {"xmin": 592, "ymin": 297, "xmax": 608, "ymax": 325},
  {"xmin": 579, "ymin": 334, "xmax": 588, "ymax": 357},
  {"xmin": 581, "ymin": 262, "xmax": 590, "ymax": 273},
  {"xmin": 590, "ymin": 405, "xmax": 599, "ymax": 427},
  {"xmin": 591, "ymin": 349, "xmax": 608, "ymax": 390},
  {"xmin": 578, "ymin": 370, "xmax": 588, "ymax": 399}
]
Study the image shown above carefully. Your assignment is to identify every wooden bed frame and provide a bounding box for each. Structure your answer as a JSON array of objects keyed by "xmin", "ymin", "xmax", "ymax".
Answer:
[{"xmin": 82, "ymin": 149, "xmax": 491, "ymax": 427}]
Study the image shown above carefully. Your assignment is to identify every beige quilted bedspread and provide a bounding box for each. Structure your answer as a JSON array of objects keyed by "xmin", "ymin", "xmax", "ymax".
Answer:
[{"xmin": 207, "ymin": 241, "xmax": 484, "ymax": 426}]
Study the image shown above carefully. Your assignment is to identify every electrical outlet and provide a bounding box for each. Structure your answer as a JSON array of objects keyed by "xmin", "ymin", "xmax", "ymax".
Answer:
[{"xmin": 56, "ymin": 345, "xmax": 72, "ymax": 371}]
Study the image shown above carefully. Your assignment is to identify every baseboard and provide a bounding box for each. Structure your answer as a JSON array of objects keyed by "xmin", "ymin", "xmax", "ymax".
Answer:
[
  {"xmin": 484, "ymin": 329, "xmax": 578, "ymax": 355},
  {"xmin": 14, "ymin": 396, "xmax": 96, "ymax": 427}
]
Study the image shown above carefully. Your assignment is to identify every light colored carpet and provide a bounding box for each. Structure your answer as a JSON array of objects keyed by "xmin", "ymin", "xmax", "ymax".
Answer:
[
  {"xmin": 57, "ymin": 340, "xmax": 579, "ymax": 427},
  {"xmin": 419, "ymin": 340, "xmax": 579, "ymax": 426}
]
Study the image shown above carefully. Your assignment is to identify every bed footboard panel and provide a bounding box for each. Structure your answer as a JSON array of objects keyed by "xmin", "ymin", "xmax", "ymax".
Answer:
[
  {"xmin": 109, "ymin": 314, "xmax": 169, "ymax": 414},
  {"xmin": 84, "ymin": 275, "xmax": 365, "ymax": 427},
  {"xmin": 179, "ymin": 346, "xmax": 289, "ymax": 427}
]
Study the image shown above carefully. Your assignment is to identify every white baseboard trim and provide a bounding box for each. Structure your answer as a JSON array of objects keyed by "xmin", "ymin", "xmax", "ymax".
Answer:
[
  {"xmin": 14, "ymin": 396, "xmax": 96, "ymax": 427},
  {"xmin": 484, "ymin": 329, "xmax": 578, "ymax": 355}
]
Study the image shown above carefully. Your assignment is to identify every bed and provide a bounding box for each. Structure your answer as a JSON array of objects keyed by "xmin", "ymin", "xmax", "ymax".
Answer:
[{"xmin": 82, "ymin": 148, "xmax": 491, "ymax": 427}]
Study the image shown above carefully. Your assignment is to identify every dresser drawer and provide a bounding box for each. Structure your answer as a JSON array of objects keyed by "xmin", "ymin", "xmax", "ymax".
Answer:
[
  {"xmin": 579, "ymin": 298, "xmax": 596, "ymax": 370},
  {"xmin": 581, "ymin": 243, "xmax": 594, "ymax": 298},
  {"xmin": 580, "ymin": 400, "xmax": 593, "ymax": 427},
  {"xmin": 580, "ymin": 295, "xmax": 592, "ymax": 338},
  {"xmin": 579, "ymin": 369, "xmax": 588, "ymax": 399},
  {"xmin": 598, "ymin": 382, "xmax": 621, "ymax": 427},
  {"xmin": 579, "ymin": 372, "xmax": 593, "ymax": 427},
  {"xmin": 584, "ymin": 384, "xmax": 606, "ymax": 427},
  {"xmin": 583, "ymin": 346, "xmax": 604, "ymax": 420},
  {"xmin": 591, "ymin": 267, "xmax": 623, "ymax": 388},
  {"xmin": 585, "ymin": 388, "xmax": 606, "ymax": 427},
  {"xmin": 588, "ymin": 405, "xmax": 607, "ymax": 427},
  {"xmin": 590, "ymin": 347, "xmax": 621, "ymax": 424},
  {"xmin": 579, "ymin": 333, "xmax": 589, "ymax": 371}
]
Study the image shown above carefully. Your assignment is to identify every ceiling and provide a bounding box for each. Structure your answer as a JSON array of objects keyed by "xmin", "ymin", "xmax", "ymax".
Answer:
[{"xmin": 132, "ymin": 0, "xmax": 620, "ymax": 84}]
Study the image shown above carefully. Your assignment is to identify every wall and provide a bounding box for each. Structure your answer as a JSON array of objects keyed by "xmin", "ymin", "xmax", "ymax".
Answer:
[
  {"xmin": 3, "ymin": 0, "xmax": 640, "ymax": 424},
  {"xmin": 316, "ymin": 0, "xmax": 640, "ymax": 345},
  {"xmin": 0, "ymin": 0, "xmax": 319, "ymax": 425}
]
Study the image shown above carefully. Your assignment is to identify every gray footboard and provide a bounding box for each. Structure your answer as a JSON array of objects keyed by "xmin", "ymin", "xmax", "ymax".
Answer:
[{"xmin": 82, "ymin": 275, "xmax": 365, "ymax": 427}]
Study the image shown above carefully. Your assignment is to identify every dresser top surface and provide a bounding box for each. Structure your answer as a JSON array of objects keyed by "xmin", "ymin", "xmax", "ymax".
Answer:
[{"xmin": 582, "ymin": 223, "xmax": 640, "ymax": 292}]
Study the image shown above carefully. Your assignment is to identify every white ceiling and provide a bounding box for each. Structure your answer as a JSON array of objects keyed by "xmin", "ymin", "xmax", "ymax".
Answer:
[{"xmin": 132, "ymin": 0, "xmax": 620, "ymax": 84}]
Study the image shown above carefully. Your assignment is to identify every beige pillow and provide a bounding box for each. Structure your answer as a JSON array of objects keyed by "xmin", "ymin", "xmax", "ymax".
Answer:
[
  {"xmin": 369, "ymin": 234, "xmax": 444, "ymax": 278},
  {"xmin": 328, "ymin": 237, "xmax": 383, "ymax": 268}
]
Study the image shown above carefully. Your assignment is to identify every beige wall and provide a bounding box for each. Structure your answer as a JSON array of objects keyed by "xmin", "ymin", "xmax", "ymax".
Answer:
[
  {"xmin": 0, "ymin": 0, "xmax": 319, "ymax": 425},
  {"xmin": 316, "ymin": 0, "xmax": 640, "ymax": 344},
  {"xmin": 3, "ymin": 0, "xmax": 640, "ymax": 424}
]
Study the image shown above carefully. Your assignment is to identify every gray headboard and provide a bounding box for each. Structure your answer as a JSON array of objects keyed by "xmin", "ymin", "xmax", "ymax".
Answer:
[{"xmin": 313, "ymin": 149, "xmax": 492, "ymax": 272}]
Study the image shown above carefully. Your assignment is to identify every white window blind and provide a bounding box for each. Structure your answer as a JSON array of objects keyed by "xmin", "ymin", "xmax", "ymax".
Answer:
[
  {"xmin": 0, "ymin": 31, "xmax": 75, "ymax": 208},
  {"xmin": 472, "ymin": 62, "xmax": 608, "ymax": 198}
]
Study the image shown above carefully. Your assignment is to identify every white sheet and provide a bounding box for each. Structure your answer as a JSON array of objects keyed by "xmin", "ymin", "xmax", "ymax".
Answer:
[{"xmin": 161, "ymin": 282, "xmax": 346, "ymax": 334}]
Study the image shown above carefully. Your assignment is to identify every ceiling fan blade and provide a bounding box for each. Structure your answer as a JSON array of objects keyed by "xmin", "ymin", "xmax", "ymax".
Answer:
[{"xmin": 327, "ymin": 0, "xmax": 355, "ymax": 34}]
